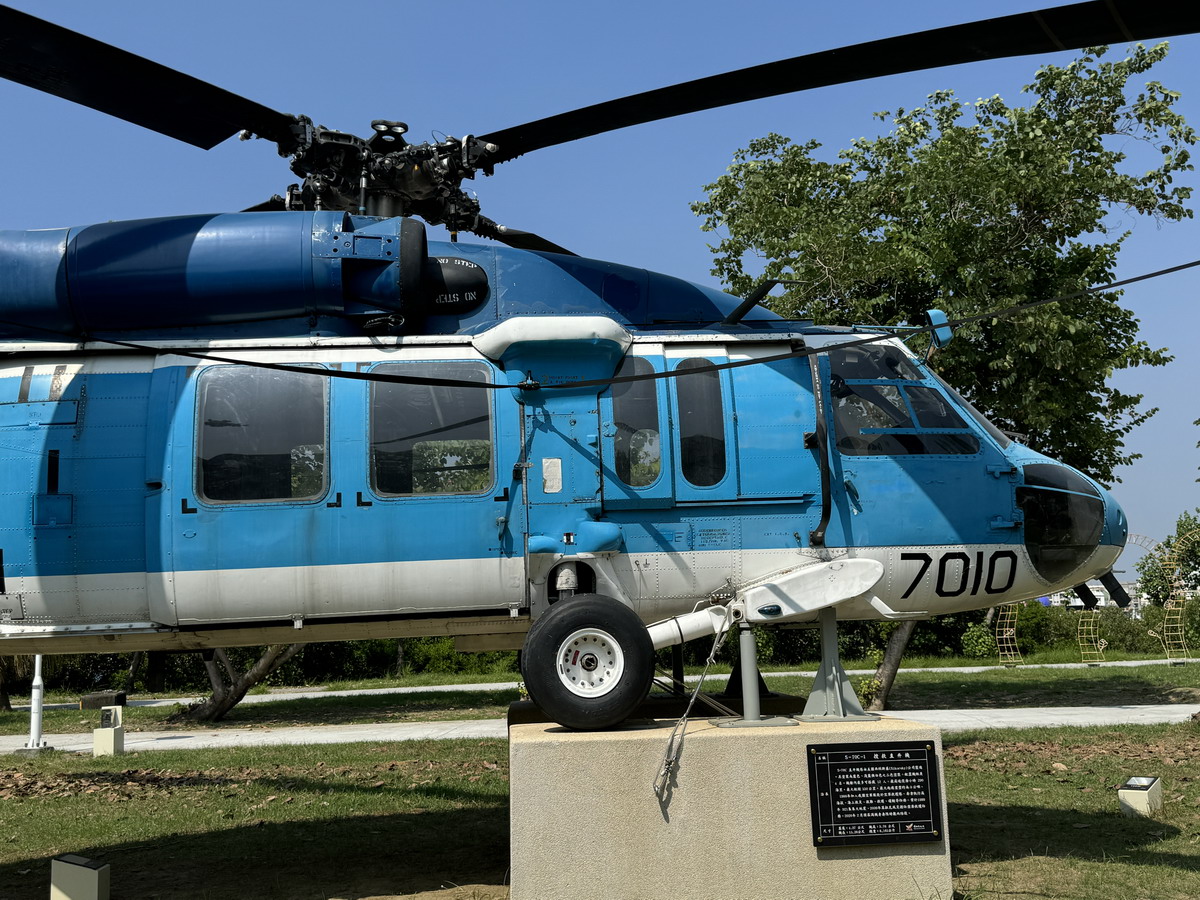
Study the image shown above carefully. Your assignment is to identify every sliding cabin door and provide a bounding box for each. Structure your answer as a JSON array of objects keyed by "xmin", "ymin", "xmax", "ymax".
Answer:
[{"xmin": 165, "ymin": 357, "xmax": 523, "ymax": 627}]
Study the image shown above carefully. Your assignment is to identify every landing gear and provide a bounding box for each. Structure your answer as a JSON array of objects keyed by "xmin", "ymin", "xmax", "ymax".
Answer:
[{"xmin": 521, "ymin": 594, "xmax": 654, "ymax": 730}]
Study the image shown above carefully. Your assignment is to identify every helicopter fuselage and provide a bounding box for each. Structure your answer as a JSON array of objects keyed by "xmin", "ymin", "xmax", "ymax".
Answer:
[{"xmin": 0, "ymin": 213, "xmax": 1126, "ymax": 656}]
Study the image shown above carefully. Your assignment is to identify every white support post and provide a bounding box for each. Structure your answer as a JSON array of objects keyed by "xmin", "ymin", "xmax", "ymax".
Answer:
[
  {"xmin": 24, "ymin": 654, "xmax": 51, "ymax": 752},
  {"xmin": 715, "ymin": 620, "xmax": 795, "ymax": 728},
  {"xmin": 738, "ymin": 623, "xmax": 762, "ymax": 723}
]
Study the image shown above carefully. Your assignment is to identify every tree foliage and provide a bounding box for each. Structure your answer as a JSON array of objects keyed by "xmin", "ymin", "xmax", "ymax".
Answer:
[
  {"xmin": 0, "ymin": 656, "xmax": 32, "ymax": 711},
  {"xmin": 1136, "ymin": 509, "xmax": 1200, "ymax": 602},
  {"xmin": 694, "ymin": 44, "xmax": 1194, "ymax": 485}
]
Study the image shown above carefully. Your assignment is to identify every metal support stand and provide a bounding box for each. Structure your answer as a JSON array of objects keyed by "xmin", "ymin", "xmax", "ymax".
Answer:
[
  {"xmin": 800, "ymin": 608, "xmax": 877, "ymax": 722},
  {"xmin": 720, "ymin": 643, "xmax": 776, "ymax": 701},
  {"xmin": 15, "ymin": 654, "xmax": 53, "ymax": 755},
  {"xmin": 715, "ymin": 622, "xmax": 795, "ymax": 728}
]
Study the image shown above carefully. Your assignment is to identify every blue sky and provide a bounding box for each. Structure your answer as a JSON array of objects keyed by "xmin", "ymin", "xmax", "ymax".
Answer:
[{"xmin": 1, "ymin": 1, "xmax": 1197, "ymax": 575}]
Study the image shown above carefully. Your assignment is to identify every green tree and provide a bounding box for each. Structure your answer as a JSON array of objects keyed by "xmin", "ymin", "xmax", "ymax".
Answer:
[
  {"xmin": 694, "ymin": 43, "xmax": 1194, "ymax": 486},
  {"xmin": 1136, "ymin": 509, "xmax": 1200, "ymax": 602},
  {"xmin": 170, "ymin": 644, "xmax": 305, "ymax": 723},
  {"xmin": 0, "ymin": 656, "xmax": 32, "ymax": 711},
  {"xmin": 695, "ymin": 44, "xmax": 1194, "ymax": 710}
]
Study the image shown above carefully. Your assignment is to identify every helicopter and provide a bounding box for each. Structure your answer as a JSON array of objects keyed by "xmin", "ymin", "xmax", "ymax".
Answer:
[{"xmin": 0, "ymin": 2, "xmax": 1195, "ymax": 730}]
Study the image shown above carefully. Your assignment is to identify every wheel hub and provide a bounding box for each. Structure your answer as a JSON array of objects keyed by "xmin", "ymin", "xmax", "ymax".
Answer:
[{"xmin": 556, "ymin": 628, "xmax": 625, "ymax": 698}]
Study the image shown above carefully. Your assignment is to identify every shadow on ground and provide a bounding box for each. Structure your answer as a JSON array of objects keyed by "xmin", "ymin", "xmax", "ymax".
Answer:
[
  {"xmin": 0, "ymin": 805, "xmax": 510, "ymax": 900},
  {"xmin": 950, "ymin": 799, "xmax": 1192, "ymax": 871}
]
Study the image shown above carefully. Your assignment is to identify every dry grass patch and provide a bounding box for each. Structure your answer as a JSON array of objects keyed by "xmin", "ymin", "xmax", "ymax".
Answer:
[{"xmin": 946, "ymin": 725, "xmax": 1200, "ymax": 899}]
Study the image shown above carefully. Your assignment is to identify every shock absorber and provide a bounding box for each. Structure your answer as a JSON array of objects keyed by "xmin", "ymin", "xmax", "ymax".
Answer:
[{"xmin": 553, "ymin": 561, "xmax": 579, "ymax": 602}]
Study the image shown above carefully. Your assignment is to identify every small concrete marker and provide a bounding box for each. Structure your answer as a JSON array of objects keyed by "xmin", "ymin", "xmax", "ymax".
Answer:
[
  {"xmin": 1118, "ymin": 776, "xmax": 1163, "ymax": 818},
  {"xmin": 50, "ymin": 854, "xmax": 110, "ymax": 900}
]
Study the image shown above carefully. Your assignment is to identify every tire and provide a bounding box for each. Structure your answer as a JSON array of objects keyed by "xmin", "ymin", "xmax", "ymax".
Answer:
[{"xmin": 520, "ymin": 594, "xmax": 654, "ymax": 730}]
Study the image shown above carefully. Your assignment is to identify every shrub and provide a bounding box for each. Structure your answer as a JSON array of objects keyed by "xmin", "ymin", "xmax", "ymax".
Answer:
[
  {"xmin": 1042, "ymin": 607, "xmax": 1080, "ymax": 649},
  {"xmin": 961, "ymin": 623, "xmax": 997, "ymax": 659},
  {"xmin": 402, "ymin": 637, "xmax": 517, "ymax": 676},
  {"xmin": 1012, "ymin": 600, "xmax": 1053, "ymax": 653},
  {"xmin": 907, "ymin": 611, "xmax": 987, "ymax": 657},
  {"xmin": 1094, "ymin": 607, "xmax": 1163, "ymax": 654}
]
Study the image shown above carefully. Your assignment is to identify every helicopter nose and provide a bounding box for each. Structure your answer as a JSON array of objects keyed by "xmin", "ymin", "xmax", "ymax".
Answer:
[
  {"xmin": 1099, "ymin": 486, "xmax": 1128, "ymax": 550},
  {"xmin": 1016, "ymin": 463, "xmax": 1125, "ymax": 587}
]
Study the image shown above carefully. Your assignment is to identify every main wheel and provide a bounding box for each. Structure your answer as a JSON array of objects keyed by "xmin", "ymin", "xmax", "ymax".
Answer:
[{"xmin": 520, "ymin": 594, "xmax": 654, "ymax": 730}]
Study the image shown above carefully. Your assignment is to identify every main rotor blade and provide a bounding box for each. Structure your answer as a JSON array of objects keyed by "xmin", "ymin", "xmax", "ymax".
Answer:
[
  {"xmin": 0, "ymin": 5, "xmax": 296, "ymax": 149},
  {"xmin": 482, "ymin": 225, "xmax": 577, "ymax": 256},
  {"xmin": 242, "ymin": 196, "xmax": 288, "ymax": 213},
  {"xmin": 480, "ymin": 0, "xmax": 1200, "ymax": 163}
]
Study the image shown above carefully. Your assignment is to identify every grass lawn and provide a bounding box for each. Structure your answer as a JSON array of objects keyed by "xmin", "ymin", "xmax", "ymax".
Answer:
[
  {"xmin": 759, "ymin": 659, "xmax": 1200, "ymax": 710},
  {"xmin": 0, "ymin": 740, "xmax": 511, "ymax": 900},
  {"xmin": 947, "ymin": 724, "xmax": 1200, "ymax": 899},
  {"xmin": 3, "ymin": 724, "xmax": 1200, "ymax": 899}
]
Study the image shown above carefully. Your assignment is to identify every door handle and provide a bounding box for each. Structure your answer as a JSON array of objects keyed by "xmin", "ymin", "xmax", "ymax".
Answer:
[{"xmin": 844, "ymin": 478, "xmax": 863, "ymax": 514}]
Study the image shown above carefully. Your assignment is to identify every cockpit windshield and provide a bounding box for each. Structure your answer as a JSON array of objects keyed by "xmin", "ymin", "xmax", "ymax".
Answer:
[
  {"xmin": 830, "ymin": 344, "xmax": 924, "ymax": 381},
  {"xmin": 828, "ymin": 344, "xmax": 979, "ymax": 456},
  {"xmin": 928, "ymin": 370, "xmax": 1012, "ymax": 449}
]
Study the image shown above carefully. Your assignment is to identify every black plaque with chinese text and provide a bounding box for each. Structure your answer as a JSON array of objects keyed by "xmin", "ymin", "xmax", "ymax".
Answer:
[{"xmin": 807, "ymin": 741, "xmax": 942, "ymax": 847}]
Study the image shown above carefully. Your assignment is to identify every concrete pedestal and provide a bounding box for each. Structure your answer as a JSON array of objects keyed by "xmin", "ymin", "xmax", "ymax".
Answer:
[
  {"xmin": 92, "ymin": 727, "xmax": 123, "ymax": 757},
  {"xmin": 510, "ymin": 715, "xmax": 951, "ymax": 900}
]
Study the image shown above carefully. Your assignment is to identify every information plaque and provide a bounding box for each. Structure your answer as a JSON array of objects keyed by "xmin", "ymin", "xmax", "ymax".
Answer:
[{"xmin": 807, "ymin": 741, "xmax": 942, "ymax": 847}]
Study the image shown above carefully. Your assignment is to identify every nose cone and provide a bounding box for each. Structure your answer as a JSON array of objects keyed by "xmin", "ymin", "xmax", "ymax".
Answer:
[{"xmin": 1017, "ymin": 463, "xmax": 1125, "ymax": 586}]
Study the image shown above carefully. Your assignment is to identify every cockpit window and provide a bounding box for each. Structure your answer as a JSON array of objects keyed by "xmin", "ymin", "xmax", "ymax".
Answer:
[
  {"xmin": 830, "ymin": 345, "xmax": 923, "ymax": 381},
  {"xmin": 1023, "ymin": 464, "xmax": 1099, "ymax": 496},
  {"xmin": 834, "ymin": 383, "xmax": 912, "ymax": 432},
  {"xmin": 828, "ymin": 346, "xmax": 979, "ymax": 456},
  {"xmin": 907, "ymin": 386, "xmax": 968, "ymax": 429},
  {"xmin": 928, "ymin": 371, "xmax": 1012, "ymax": 449}
]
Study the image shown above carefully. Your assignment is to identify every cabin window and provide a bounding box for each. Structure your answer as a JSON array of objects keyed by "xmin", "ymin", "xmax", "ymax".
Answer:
[
  {"xmin": 676, "ymin": 358, "xmax": 726, "ymax": 486},
  {"xmin": 611, "ymin": 357, "xmax": 661, "ymax": 487},
  {"xmin": 370, "ymin": 361, "xmax": 493, "ymax": 496},
  {"xmin": 196, "ymin": 366, "xmax": 327, "ymax": 503},
  {"xmin": 829, "ymin": 347, "xmax": 979, "ymax": 456}
]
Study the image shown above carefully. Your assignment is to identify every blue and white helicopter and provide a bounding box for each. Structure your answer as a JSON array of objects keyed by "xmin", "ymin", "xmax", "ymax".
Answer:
[{"xmin": 0, "ymin": 2, "xmax": 1192, "ymax": 728}]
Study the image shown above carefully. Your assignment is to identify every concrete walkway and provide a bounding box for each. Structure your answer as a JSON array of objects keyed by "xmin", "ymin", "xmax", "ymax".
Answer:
[{"xmin": 4, "ymin": 702, "xmax": 1199, "ymax": 756}]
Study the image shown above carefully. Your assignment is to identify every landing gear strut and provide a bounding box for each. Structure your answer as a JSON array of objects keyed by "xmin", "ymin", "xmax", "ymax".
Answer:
[{"xmin": 799, "ymin": 607, "xmax": 877, "ymax": 721}]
